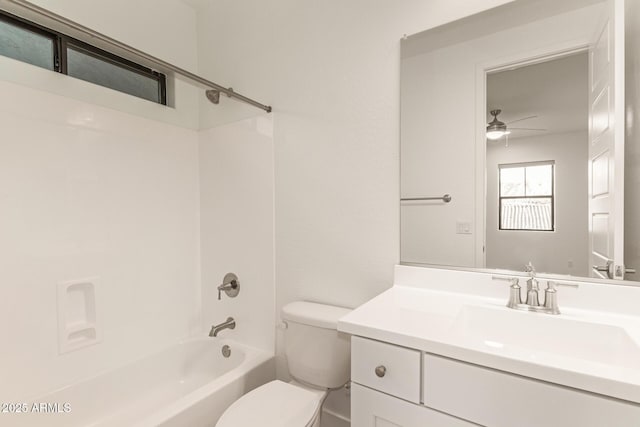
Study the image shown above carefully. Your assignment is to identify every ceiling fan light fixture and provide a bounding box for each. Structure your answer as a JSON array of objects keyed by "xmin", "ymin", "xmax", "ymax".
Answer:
[
  {"xmin": 486, "ymin": 109, "xmax": 511, "ymax": 140},
  {"xmin": 487, "ymin": 130, "xmax": 509, "ymax": 140}
]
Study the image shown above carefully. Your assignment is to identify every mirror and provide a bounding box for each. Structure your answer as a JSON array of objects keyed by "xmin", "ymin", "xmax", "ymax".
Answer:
[{"xmin": 400, "ymin": 0, "xmax": 640, "ymax": 284}]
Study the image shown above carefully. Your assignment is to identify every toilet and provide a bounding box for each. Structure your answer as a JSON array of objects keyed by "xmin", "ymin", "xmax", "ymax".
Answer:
[{"xmin": 216, "ymin": 301, "xmax": 352, "ymax": 427}]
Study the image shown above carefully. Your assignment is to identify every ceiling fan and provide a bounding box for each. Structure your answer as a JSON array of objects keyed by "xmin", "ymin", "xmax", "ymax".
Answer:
[{"xmin": 486, "ymin": 109, "xmax": 547, "ymax": 141}]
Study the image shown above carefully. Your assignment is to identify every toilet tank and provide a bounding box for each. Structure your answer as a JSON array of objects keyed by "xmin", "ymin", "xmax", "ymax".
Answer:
[{"xmin": 281, "ymin": 301, "xmax": 352, "ymax": 389}]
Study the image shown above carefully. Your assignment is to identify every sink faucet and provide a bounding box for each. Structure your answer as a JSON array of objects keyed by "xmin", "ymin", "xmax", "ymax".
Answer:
[
  {"xmin": 209, "ymin": 317, "xmax": 236, "ymax": 337},
  {"xmin": 492, "ymin": 275, "xmax": 579, "ymax": 315}
]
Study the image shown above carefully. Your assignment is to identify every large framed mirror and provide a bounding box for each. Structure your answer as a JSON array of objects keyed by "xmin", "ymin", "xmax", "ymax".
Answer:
[{"xmin": 400, "ymin": 0, "xmax": 640, "ymax": 284}]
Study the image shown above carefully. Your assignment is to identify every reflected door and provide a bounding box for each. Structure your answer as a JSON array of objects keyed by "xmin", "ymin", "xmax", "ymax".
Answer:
[{"xmin": 588, "ymin": 0, "xmax": 625, "ymax": 279}]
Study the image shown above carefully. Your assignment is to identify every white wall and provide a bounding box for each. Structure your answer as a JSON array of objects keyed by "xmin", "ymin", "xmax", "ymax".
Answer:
[
  {"xmin": 193, "ymin": 0, "xmax": 519, "ymax": 380},
  {"xmin": 32, "ymin": 0, "xmax": 197, "ymax": 68},
  {"xmin": 199, "ymin": 115, "xmax": 276, "ymax": 354},
  {"xmin": 486, "ymin": 132, "xmax": 589, "ymax": 276},
  {"xmin": 0, "ymin": 1, "xmax": 201, "ymax": 401},
  {"xmin": 400, "ymin": 3, "xmax": 604, "ymax": 267},
  {"xmin": 625, "ymin": 0, "xmax": 640, "ymax": 280}
]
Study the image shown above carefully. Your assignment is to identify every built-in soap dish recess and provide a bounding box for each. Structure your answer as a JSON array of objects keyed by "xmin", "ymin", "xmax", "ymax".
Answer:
[{"xmin": 57, "ymin": 277, "xmax": 101, "ymax": 354}]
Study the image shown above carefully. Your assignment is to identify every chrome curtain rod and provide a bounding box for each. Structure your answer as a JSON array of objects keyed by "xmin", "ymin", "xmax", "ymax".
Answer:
[
  {"xmin": 0, "ymin": 0, "xmax": 272, "ymax": 113},
  {"xmin": 401, "ymin": 194, "xmax": 452, "ymax": 203}
]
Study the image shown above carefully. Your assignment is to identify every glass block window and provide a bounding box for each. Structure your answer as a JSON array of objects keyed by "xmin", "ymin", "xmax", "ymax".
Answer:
[
  {"xmin": 0, "ymin": 12, "xmax": 166, "ymax": 105},
  {"xmin": 499, "ymin": 162, "xmax": 554, "ymax": 231}
]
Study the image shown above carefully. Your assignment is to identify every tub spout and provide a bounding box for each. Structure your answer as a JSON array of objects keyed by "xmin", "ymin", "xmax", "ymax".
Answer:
[{"xmin": 209, "ymin": 317, "xmax": 236, "ymax": 337}]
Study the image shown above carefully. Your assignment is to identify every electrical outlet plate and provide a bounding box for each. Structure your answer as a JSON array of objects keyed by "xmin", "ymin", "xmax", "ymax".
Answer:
[{"xmin": 456, "ymin": 221, "xmax": 472, "ymax": 234}]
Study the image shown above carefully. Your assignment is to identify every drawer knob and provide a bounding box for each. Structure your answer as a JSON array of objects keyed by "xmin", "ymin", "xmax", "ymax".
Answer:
[{"xmin": 375, "ymin": 365, "xmax": 386, "ymax": 378}]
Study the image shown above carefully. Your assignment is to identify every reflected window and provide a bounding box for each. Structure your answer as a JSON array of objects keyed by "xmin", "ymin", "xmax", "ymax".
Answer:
[{"xmin": 499, "ymin": 162, "xmax": 554, "ymax": 231}]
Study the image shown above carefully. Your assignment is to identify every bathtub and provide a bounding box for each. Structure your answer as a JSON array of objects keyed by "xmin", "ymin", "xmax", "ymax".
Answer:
[{"xmin": 9, "ymin": 338, "xmax": 274, "ymax": 427}]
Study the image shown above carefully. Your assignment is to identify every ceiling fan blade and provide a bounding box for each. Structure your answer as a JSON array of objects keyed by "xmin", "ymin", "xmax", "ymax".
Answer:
[
  {"xmin": 506, "ymin": 115, "xmax": 538, "ymax": 125},
  {"xmin": 509, "ymin": 127, "xmax": 547, "ymax": 131}
]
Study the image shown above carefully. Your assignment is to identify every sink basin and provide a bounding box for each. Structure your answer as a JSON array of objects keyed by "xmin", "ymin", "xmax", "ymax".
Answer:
[{"xmin": 450, "ymin": 305, "xmax": 640, "ymax": 369}]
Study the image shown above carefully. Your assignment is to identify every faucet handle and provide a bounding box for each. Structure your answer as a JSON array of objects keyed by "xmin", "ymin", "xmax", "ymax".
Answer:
[
  {"xmin": 543, "ymin": 280, "xmax": 578, "ymax": 315},
  {"xmin": 492, "ymin": 276, "xmax": 522, "ymax": 308},
  {"xmin": 218, "ymin": 273, "xmax": 240, "ymax": 300},
  {"xmin": 546, "ymin": 280, "xmax": 579, "ymax": 290},
  {"xmin": 492, "ymin": 275, "xmax": 520, "ymax": 286}
]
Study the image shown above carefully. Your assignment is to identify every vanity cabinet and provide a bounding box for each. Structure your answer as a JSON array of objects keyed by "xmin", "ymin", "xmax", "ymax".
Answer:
[
  {"xmin": 351, "ymin": 337, "xmax": 474, "ymax": 426},
  {"xmin": 351, "ymin": 336, "xmax": 640, "ymax": 427},
  {"xmin": 352, "ymin": 383, "xmax": 473, "ymax": 427}
]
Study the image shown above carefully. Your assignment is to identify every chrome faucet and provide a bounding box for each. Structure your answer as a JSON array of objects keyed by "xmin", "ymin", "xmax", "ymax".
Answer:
[
  {"xmin": 492, "ymin": 274, "xmax": 578, "ymax": 315},
  {"xmin": 209, "ymin": 317, "xmax": 236, "ymax": 337}
]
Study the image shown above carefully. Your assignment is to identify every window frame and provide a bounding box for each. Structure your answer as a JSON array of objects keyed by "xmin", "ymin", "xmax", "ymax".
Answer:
[
  {"xmin": 0, "ymin": 11, "xmax": 59, "ymax": 69},
  {"xmin": 0, "ymin": 10, "xmax": 166, "ymax": 105},
  {"xmin": 498, "ymin": 160, "xmax": 555, "ymax": 232}
]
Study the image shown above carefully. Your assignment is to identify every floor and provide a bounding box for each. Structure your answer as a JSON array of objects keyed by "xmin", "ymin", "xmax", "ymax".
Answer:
[{"xmin": 321, "ymin": 387, "xmax": 351, "ymax": 427}]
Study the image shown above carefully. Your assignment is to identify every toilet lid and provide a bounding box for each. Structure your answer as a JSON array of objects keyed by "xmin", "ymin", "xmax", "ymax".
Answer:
[{"xmin": 216, "ymin": 380, "xmax": 323, "ymax": 427}]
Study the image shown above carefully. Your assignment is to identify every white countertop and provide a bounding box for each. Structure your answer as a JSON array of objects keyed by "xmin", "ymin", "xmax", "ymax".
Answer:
[{"xmin": 338, "ymin": 266, "xmax": 640, "ymax": 404}]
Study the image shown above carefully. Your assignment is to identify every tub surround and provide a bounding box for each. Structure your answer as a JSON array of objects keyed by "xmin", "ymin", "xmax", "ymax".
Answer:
[
  {"xmin": 339, "ymin": 265, "xmax": 640, "ymax": 425},
  {"xmin": 0, "ymin": 78, "xmax": 201, "ymax": 402},
  {"xmin": 198, "ymin": 115, "xmax": 276, "ymax": 355}
]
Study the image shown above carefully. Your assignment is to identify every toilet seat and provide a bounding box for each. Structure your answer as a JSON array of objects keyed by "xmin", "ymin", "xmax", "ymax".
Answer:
[{"xmin": 216, "ymin": 380, "xmax": 326, "ymax": 427}]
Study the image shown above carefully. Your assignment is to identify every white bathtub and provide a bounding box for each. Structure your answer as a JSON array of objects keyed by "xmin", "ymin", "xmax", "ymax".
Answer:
[{"xmin": 10, "ymin": 338, "xmax": 274, "ymax": 427}]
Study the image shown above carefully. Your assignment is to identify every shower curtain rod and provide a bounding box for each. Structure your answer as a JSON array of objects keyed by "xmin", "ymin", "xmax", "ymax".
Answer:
[{"xmin": 0, "ymin": 0, "xmax": 272, "ymax": 113}]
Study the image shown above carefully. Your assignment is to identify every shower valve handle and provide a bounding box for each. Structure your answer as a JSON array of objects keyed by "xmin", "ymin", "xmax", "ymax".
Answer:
[{"xmin": 217, "ymin": 273, "xmax": 240, "ymax": 300}]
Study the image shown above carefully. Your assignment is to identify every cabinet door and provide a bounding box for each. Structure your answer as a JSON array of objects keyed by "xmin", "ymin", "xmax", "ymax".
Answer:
[
  {"xmin": 423, "ymin": 353, "xmax": 640, "ymax": 427},
  {"xmin": 352, "ymin": 383, "xmax": 475, "ymax": 427}
]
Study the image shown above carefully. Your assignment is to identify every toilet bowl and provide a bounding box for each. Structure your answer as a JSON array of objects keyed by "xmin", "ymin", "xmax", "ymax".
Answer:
[{"xmin": 216, "ymin": 301, "xmax": 351, "ymax": 427}]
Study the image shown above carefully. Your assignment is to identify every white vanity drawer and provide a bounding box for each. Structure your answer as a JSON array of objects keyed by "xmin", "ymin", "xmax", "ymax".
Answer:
[{"xmin": 351, "ymin": 336, "xmax": 421, "ymax": 403}]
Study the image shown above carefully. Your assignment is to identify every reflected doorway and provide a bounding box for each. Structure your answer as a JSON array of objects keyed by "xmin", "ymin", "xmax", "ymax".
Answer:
[{"xmin": 484, "ymin": 52, "xmax": 590, "ymax": 276}]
